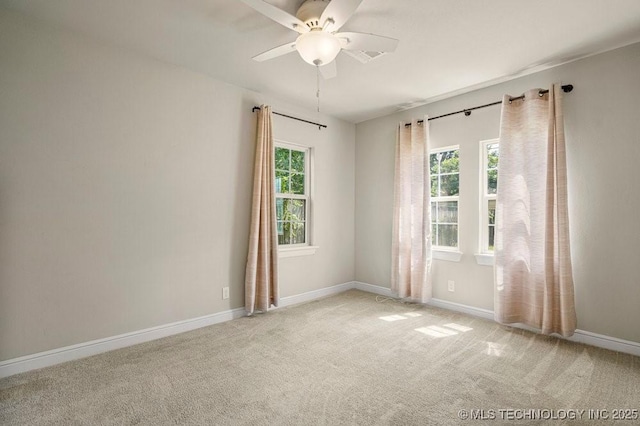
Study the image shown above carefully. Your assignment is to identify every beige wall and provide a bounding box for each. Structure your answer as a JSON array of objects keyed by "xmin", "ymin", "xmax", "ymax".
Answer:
[
  {"xmin": 0, "ymin": 9, "xmax": 355, "ymax": 361},
  {"xmin": 2, "ymin": 4, "xmax": 638, "ymax": 363},
  {"xmin": 356, "ymin": 42, "xmax": 640, "ymax": 343}
]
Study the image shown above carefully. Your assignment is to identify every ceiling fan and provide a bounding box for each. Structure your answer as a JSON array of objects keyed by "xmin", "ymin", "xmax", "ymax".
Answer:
[{"xmin": 240, "ymin": 0, "xmax": 399, "ymax": 79}]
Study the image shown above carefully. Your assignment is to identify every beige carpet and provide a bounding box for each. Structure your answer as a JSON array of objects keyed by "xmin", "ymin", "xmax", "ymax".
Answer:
[{"xmin": 1, "ymin": 290, "xmax": 639, "ymax": 425}]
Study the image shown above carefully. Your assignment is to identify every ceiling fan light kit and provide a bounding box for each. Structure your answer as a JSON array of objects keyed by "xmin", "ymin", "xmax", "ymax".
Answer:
[
  {"xmin": 241, "ymin": 0, "xmax": 399, "ymax": 77},
  {"xmin": 296, "ymin": 30, "xmax": 341, "ymax": 66}
]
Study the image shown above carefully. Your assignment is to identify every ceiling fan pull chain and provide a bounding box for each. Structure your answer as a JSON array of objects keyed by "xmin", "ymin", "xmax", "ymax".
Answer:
[{"xmin": 316, "ymin": 65, "xmax": 321, "ymax": 114}]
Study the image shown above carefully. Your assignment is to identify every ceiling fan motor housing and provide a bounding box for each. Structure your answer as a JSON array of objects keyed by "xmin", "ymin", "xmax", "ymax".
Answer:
[{"xmin": 296, "ymin": 0, "xmax": 330, "ymax": 29}]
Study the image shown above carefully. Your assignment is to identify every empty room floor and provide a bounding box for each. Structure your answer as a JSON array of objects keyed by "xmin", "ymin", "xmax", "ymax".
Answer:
[{"xmin": 1, "ymin": 289, "xmax": 639, "ymax": 425}]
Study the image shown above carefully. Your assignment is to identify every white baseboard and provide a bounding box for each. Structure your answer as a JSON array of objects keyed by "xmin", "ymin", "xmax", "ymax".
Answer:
[
  {"xmin": 353, "ymin": 281, "xmax": 394, "ymax": 297},
  {"xmin": 278, "ymin": 281, "xmax": 355, "ymax": 308},
  {"xmin": 569, "ymin": 329, "xmax": 640, "ymax": 357},
  {"xmin": 354, "ymin": 282, "xmax": 640, "ymax": 357},
  {"xmin": 427, "ymin": 297, "xmax": 495, "ymax": 321},
  {"xmin": 3, "ymin": 281, "xmax": 638, "ymax": 379},
  {"xmin": 500, "ymin": 322, "xmax": 640, "ymax": 357},
  {"xmin": 0, "ymin": 307, "xmax": 247, "ymax": 379},
  {"xmin": 0, "ymin": 281, "xmax": 356, "ymax": 379}
]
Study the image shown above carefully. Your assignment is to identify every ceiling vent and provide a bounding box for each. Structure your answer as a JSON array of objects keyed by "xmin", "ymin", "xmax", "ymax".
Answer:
[{"xmin": 343, "ymin": 50, "xmax": 388, "ymax": 63}]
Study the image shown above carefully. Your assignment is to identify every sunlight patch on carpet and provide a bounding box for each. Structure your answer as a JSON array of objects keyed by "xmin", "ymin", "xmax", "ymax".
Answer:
[
  {"xmin": 485, "ymin": 342, "xmax": 506, "ymax": 357},
  {"xmin": 414, "ymin": 323, "xmax": 473, "ymax": 338},
  {"xmin": 379, "ymin": 315, "xmax": 408, "ymax": 322}
]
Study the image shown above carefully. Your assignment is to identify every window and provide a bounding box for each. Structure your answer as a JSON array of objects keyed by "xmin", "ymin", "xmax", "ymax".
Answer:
[
  {"xmin": 430, "ymin": 146, "xmax": 459, "ymax": 249},
  {"xmin": 480, "ymin": 139, "xmax": 499, "ymax": 253},
  {"xmin": 275, "ymin": 143, "xmax": 309, "ymax": 247}
]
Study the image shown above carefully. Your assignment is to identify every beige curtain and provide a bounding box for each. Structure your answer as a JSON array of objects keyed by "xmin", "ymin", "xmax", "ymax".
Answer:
[
  {"xmin": 245, "ymin": 105, "xmax": 279, "ymax": 314},
  {"xmin": 494, "ymin": 84, "xmax": 576, "ymax": 336},
  {"xmin": 391, "ymin": 118, "xmax": 432, "ymax": 303}
]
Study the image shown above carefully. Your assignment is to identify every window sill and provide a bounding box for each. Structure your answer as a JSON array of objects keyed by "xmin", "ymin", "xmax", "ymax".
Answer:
[
  {"xmin": 474, "ymin": 253, "xmax": 494, "ymax": 266},
  {"xmin": 278, "ymin": 246, "xmax": 319, "ymax": 258},
  {"xmin": 432, "ymin": 249, "xmax": 463, "ymax": 262}
]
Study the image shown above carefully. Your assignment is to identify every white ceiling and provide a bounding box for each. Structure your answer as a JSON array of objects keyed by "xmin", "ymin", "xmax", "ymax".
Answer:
[{"xmin": 3, "ymin": 0, "xmax": 640, "ymax": 123}]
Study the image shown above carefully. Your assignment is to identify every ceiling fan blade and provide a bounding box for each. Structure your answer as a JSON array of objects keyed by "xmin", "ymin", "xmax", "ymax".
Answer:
[
  {"xmin": 337, "ymin": 32, "xmax": 399, "ymax": 53},
  {"xmin": 319, "ymin": 61, "xmax": 337, "ymax": 79},
  {"xmin": 341, "ymin": 49, "xmax": 369, "ymax": 64},
  {"xmin": 252, "ymin": 42, "xmax": 298, "ymax": 62},
  {"xmin": 240, "ymin": 0, "xmax": 309, "ymax": 33},
  {"xmin": 319, "ymin": 0, "xmax": 363, "ymax": 32}
]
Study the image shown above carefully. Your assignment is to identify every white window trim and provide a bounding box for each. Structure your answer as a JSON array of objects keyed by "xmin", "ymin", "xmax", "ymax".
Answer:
[
  {"xmin": 474, "ymin": 253, "xmax": 494, "ymax": 266},
  {"xmin": 274, "ymin": 140, "xmax": 316, "ymax": 257},
  {"xmin": 433, "ymin": 249, "xmax": 463, "ymax": 262},
  {"xmin": 477, "ymin": 138, "xmax": 499, "ymax": 265},
  {"xmin": 279, "ymin": 245, "xmax": 319, "ymax": 258},
  {"xmin": 430, "ymin": 145, "xmax": 461, "ymax": 252}
]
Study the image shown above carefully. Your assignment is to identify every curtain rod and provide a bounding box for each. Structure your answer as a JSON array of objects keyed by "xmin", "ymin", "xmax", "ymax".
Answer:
[
  {"xmin": 252, "ymin": 106, "xmax": 327, "ymax": 130},
  {"xmin": 405, "ymin": 84, "xmax": 574, "ymax": 126}
]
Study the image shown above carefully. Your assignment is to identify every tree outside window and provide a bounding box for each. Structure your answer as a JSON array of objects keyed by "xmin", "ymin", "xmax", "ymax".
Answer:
[
  {"xmin": 430, "ymin": 147, "xmax": 460, "ymax": 248},
  {"xmin": 481, "ymin": 140, "xmax": 499, "ymax": 252},
  {"xmin": 275, "ymin": 145, "xmax": 309, "ymax": 246}
]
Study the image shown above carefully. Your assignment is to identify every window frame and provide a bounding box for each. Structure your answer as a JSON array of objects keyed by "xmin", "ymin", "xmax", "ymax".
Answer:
[
  {"xmin": 274, "ymin": 140, "xmax": 312, "ymax": 251},
  {"xmin": 429, "ymin": 145, "xmax": 460, "ymax": 252},
  {"xmin": 479, "ymin": 138, "xmax": 499, "ymax": 256}
]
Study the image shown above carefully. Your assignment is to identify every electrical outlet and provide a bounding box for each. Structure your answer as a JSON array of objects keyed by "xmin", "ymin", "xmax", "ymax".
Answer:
[
  {"xmin": 222, "ymin": 287, "xmax": 229, "ymax": 300},
  {"xmin": 447, "ymin": 280, "xmax": 455, "ymax": 292}
]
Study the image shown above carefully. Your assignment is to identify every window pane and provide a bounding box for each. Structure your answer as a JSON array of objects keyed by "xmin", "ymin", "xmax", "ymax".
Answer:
[
  {"xmin": 291, "ymin": 150, "xmax": 305, "ymax": 173},
  {"xmin": 488, "ymin": 199, "xmax": 496, "ymax": 225},
  {"xmin": 487, "ymin": 169, "xmax": 498, "ymax": 194},
  {"xmin": 291, "ymin": 222, "xmax": 305, "ymax": 244},
  {"xmin": 275, "ymin": 147, "xmax": 290, "ymax": 171},
  {"xmin": 287, "ymin": 199, "xmax": 305, "ymax": 221},
  {"xmin": 291, "ymin": 173, "xmax": 305, "ymax": 195},
  {"xmin": 438, "ymin": 201, "xmax": 458, "ymax": 223},
  {"xmin": 432, "ymin": 224, "xmax": 437, "ymax": 245},
  {"xmin": 275, "ymin": 170, "xmax": 289, "ymax": 194},
  {"xmin": 430, "ymin": 153, "xmax": 439, "ymax": 175},
  {"xmin": 438, "ymin": 225, "xmax": 458, "ymax": 247},
  {"xmin": 487, "ymin": 144, "xmax": 499, "ymax": 168},
  {"xmin": 276, "ymin": 198, "xmax": 285, "ymax": 220},
  {"xmin": 430, "ymin": 201, "xmax": 436, "ymax": 222},
  {"xmin": 488, "ymin": 225, "xmax": 495, "ymax": 251},
  {"xmin": 439, "ymin": 150, "xmax": 459, "ymax": 173},
  {"xmin": 439, "ymin": 174, "xmax": 459, "ymax": 196},
  {"xmin": 277, "ymin": 221, "xmax": 290, "ymax": 245},
  {"xmin": 430, "ymin": 176, "xmax": 438, "ymax": 197},
  {"xmin": 275, "ymin": 145, "xmax": 310, "ymax": 247}
]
